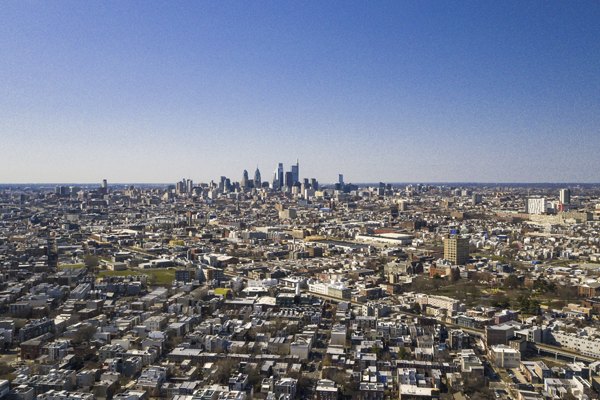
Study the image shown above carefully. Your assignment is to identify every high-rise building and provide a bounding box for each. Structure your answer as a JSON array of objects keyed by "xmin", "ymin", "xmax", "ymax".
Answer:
[
  {"xmin": 176, "ymin": 179, "xmax": 187, "ymax": 194},
  {"xmin": 277, "ymin": 163, "xmax": 284, "ymax": 188},
  {"xmin": 526, "ymin": 197, "xmax": 546, "ymax": 215},
  {"xmin": 241, "ymin": 170, "xmax": 250, "ymax": 189},
  {"xmin": 55, "ymin": 186, "xmax": 69, "ymax": 196},
  {"xmin": 284, "ymin": 171, "xmax": 293, "ymax": 189},
  {"xmin": 444, "ymin": 236, "xmax": 470, "ymax": 265},
  {"xmin": 291, "ymin": 160, "xmax": 299, "ymax": 185},
  {"xmin": 338, "ymin": 174, "xmax": 344, "ymax": 186},
  {"xmin": 254, "ymin": 168, "xmax": 261, "ymax": 188},
  {"xmin": 398, "ymin": 200, "xmax": 407, "ymax": 211},
  {"xmin": 559, "ymin": 189, "xmax": 571, "ymax": 205},
  {"xmin": 311, "ymin": 178, "xmax": 319, "ymax": 190},
  {"xmin": 100, "ymin": 179, "xmax": 108, "ymax": 195}
]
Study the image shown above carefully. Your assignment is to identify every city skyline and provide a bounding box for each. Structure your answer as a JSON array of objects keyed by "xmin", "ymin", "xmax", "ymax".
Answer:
[{"xmin": 2, "ymin": 1, "xmax": 600, "ymax": 183}]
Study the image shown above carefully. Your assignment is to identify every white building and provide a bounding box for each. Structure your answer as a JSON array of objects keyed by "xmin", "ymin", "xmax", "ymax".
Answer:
[
  {"xmin": 490, "ymin": 345, "xmax": 521, "ymax": 368},
  {"xmin": 330, "ymin": 324, "xmax": 347, "ymax": 346},
  {"xmin": 416, "ymin": 294, "xmax": 460, "ymax": 313},
  {"xmin": 526, "ymin": 197, "xmax": 547, "ymax": 215},
  {"xmin": 290, "ymin": 337, "xmax": 312, "ymax": 360},
  {"xmin": 548, "ymin": 328, "xmax": 600, "ymax": 358}
]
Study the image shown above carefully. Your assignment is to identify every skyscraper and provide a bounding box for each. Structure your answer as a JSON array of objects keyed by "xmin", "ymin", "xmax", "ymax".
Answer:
[
  {"xmin": 100, "ymin": 179, "xmax": 108, "ymax": 195},
  {"xmin": 254, "ymin": 167, "xmax": 261, "ymax": 188},
  {"xmin": 277, "ymin": 163, "xmax": 284, "ymax": 188},
  {"xmin": 291, "ymin": 160, "xmax": 299, "ymax": 185},
  {"xmin": 241, "ymin": 170, "xmax": 250, "ymax": 189},
  {"xmin": 284, "ymin": 171, "xmax": 293, "ymax": 189},
  {"xmin": 559, "ymin": 188, "xmax": 571, "ymax": 205},
  {"xmin": 311, "ymin": 178, "xmax": 319, "ymax": 190}
]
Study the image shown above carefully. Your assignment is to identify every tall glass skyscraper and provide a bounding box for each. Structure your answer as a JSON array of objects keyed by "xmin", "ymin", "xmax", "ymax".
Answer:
[{"xmin": 291, "ymin": 160, "xmax": 299, "ymax": 185}]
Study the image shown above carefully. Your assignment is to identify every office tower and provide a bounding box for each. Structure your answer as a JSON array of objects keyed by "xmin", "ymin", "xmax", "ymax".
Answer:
[
  {"xmin": 55, "ymin": 186, "xmax": 68, "ymax": 196},
  {"xmin": 186, "ymin": 179, "xmax": 193, "ymax": 193},
  {"xmin": 284, "ymin": 171, "xmax": 293, "ymax": 189},
  {"xmin": 390, "ymin": 205, "xmax": 399, "ymax": 219},
  {"xmin": 219, "ymin": 176, "xmax": 226, "ymax": 192},
  {"xmin": 444, "ymin": 236, "xmax": 470, "ymax": 265},
  {"xmin": 472, "ymin": 193, "xmax": 483, "ymax": 205},
  {"xmin": 291, "ymin": 160, "xmax": 299, "ymax": 185},
  {"xmin": 176, "ymin": 179, "xmax": 187, "ymax": 194},
  {"xmin": 277, "ymin": 163, "xmax": 284, "ymax": 188},
  {"xmin": 559, "ymin": 189, "xmax": 571, "ymax": 205},
  {"xmin": 254, "ymin": 167, "xmax": 261, "ymax": 188},
  {"xmin": 339, "ymin": 174, "xmax": 344, "ymax": 186},
  {"xmin": 526, "ymin": 197, "xmax": 546, "ymax": 215},
  {"xmin": 241, "ymin": 170, "xmax": 250, "ymax": 189},
  {"xmin": 100, "ymin": 179, "xmax": 108, "ymax": 195},
  {"xmin": 311, "ymin": 178, "xmax": 319, "ymax": 190}
]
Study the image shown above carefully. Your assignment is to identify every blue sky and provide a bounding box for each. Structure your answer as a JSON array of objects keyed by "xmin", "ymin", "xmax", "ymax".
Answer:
[{"xmin": 1, "ymin": 1, "xmax": 599, "ymax": 183}]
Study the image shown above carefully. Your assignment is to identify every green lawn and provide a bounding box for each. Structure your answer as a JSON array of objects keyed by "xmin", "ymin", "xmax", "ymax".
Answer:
[{"xmin": 98, "ymin": 268, "xmax": 176, "ymax": 286}]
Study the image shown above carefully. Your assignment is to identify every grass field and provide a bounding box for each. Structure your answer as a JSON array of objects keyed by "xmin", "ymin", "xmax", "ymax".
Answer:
[{"xmin": 98, "ymin": 268, "xmax": 176, "ymax": 286}]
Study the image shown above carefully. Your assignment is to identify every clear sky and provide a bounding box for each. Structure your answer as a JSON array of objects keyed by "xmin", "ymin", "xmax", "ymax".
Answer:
[{"xmin": 1, "ymin": 1, "xmax": 599, "ymax": 184}]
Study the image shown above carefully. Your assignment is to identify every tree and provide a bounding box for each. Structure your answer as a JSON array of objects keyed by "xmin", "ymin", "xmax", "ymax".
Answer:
[
  {"xmin": 503, "ymin": 274, "xmax": 521, "ymax": 289},
  {"xmin": 515, "ymin": 295, "xmax": 541, "ymax": 315},
  {"xmin": 462, "ymin": 375, "xmax": 491, "ymax": 398},
  {"xmin": 398, "ymin": 347, "xmax": 410, "ymax": 360},
  {"xmin": 73, "ymin": 325, "xmax": 97, "ymax": 345},
  {"xmin": 555, "ymin": 285, "xmax": 578, "ymax": 301},
  {"xmin": 84, "ymin": 254, "xmax": 100, "ymax": 274},
  {"xmin": 370, "ymin": 344, "xmax": 382, "ymax": 357},
  {"xmin": 246, "ymin": 366, "xmax": 261, "ymax": 392},
  {"xmin": 533, "ymin": 279, "xmax": 555, "ymax": 294},
  {"xmin": 490, "ymin": 293, "xmax": 510, "ymax": 309},
  {"xmin": 296, "ymin": 376, "xmax": 314, "ymax": 398},
  {"xmin": 212, "ymin": 358, "xmax": 237, "ymax": 384},
  {"xmin": 410, "ymin": 302, "xmax": 422, "ymax": 315}
]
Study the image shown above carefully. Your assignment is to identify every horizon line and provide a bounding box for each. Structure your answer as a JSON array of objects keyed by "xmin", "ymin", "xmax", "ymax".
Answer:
[{"xmin": 1, "ymin": 181, "xmax": 599, "ymax": 186}]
